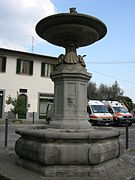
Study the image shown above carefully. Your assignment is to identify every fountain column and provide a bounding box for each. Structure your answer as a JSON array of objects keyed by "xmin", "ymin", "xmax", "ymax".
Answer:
[{"xmin": 51, "ymin": 53, "xmax": 92, "ymax": 129}]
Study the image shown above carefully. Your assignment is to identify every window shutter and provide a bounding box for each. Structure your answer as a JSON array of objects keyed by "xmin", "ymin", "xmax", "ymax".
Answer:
[
  {"xmin": 53, "ymin": 64, "xmax": 55, "ymax": 71},
  {"xmin": 41, "ymin": 62, "xmax": 45, "ymax": 77},
  {"xmin": 29, "ymin": 61, "xmax": 33, "ymax": 75},
  {"xmin": 16, "ymin": 59, "xmax": 21, "ymax": 74},
  {"xmin": 2, "ymin": 57, "xmax": 7, "ymax": 72}
]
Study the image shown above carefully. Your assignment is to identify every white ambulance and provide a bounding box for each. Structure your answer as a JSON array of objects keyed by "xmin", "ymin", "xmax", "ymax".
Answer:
[
  {"xmin": 102, "ymin": 101, "xmax": 133, "ymax": 126},
  {"xmin": 87, "ymin": 100, "xmax": 113, "ymax": 126}
]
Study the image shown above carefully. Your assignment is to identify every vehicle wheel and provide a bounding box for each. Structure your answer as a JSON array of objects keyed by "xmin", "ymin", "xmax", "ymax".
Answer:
[
  {"xmin": 91, "ymin": 121, "xmax": 96, "ymax": 126},
  {"xmin": 90, "ymin": 122, "xmax": 94, "ymax": 126},
  {"xmin": 92, "ymin": 122, "xmax": 97, "ymax": 126}
]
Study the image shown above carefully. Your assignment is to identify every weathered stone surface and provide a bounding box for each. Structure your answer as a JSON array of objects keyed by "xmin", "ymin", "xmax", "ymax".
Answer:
[
  {"xmin": 36, "ymin": 8, "xmax": 107, "ymax": 48},
  {"xmin": 16, "ymin": 152, "xmax": 121, "ymax": 177},
  {"xmin": 88, "ymin": 139, "xmax": 120, "ymax": 165},
  {"xmin": 50, "ymin": 63, "xmax": 92, "ymax": 129},
  {"xmin": 0, "ymin": 147, "xmax": 135, "ymax": 179},
  {"xmin": 14, "ymin": 8, "xmax": 124, "ymax": 178},
  {"xmin": 15, "ymin": 128, "xmax": 122, "ymax": 169}
]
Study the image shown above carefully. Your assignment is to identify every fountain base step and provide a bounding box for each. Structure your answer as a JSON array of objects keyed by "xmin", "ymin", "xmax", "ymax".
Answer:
[{"xmin": 16, "ymin": 157, "xmax": 121, "ymax": 177}]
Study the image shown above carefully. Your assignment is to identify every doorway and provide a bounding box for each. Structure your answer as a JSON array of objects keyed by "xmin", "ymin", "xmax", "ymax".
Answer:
[{"xmin": 18, "ymin": 94, "xmax": 27, "ymax": 119}]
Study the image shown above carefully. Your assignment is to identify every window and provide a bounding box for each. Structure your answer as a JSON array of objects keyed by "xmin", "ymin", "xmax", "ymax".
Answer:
[
  {"xmin": 41, "ymin": 62, "xmax": 54, "ymax": 77},
  {"xmin": 108, "ymin": 106, "xmax": 114, "ymax": 114},
  {"xmin": 16, "ymin": 59, "xmax": 33, "ymax": 75},
  {"xmin": 113, "ymin": 106, "xmax": 128, "ymax": 113},
  {"xmin": 0, "ymin": 56, "xmax": 7, "ymax": 73},
  {"xmin": 39, "ymin": 93, "xmax": 54, "ymax": 119},
  {"xmin": 91, "ymin": 105, "xmax": 109, "ymax": 113},
  {"xmin": 19, "ymin": 89, "xmax": 27, "ymax": 93},
  {"xmin": 87, "ymin": 106, "xmax": 92, "ymax": 115}
]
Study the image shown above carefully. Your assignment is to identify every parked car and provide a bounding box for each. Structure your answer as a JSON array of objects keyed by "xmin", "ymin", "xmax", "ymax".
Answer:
[
  {"xmin": 87, "ymin": 100, "xmax": 113, "ymax": 126},
  {"xmin": 102, "ymin": 101, "xmax": 133, "ymax": 126},
  {"xmin": 46, "ymin": 103, "xmax": 53, "ymax": 124}
]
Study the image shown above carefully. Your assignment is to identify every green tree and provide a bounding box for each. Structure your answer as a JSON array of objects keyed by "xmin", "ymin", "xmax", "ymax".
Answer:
[
  {"xmin": 109, "ymin": 81, "xmax": 124, "ymax": 100},
  {"xmin": 6, "ymin": 92, "xmax": 27, "ymax": 119},
  {"xmin": 120, "ymin": 96, "xmax": 133, "ymax": 112},
  {"xmin": 98, "ymin": 83, "xmax": 109, "ymax": 100},
  {"xmin": 87, "ymin": 81, "xmax": 98, "ymax": 100},
  {"xmin": 87, "ymin": 81, "xmax": 124, "ymax": 101},
  {"xmin": 87, "ymin": 80, "xmax": 134, "ymax": 111}
]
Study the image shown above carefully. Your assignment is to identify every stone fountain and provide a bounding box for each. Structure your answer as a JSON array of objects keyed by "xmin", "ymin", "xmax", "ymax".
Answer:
[{"xmin": 15, "ymin": 8, "xmax": 123, "ymax": 177}]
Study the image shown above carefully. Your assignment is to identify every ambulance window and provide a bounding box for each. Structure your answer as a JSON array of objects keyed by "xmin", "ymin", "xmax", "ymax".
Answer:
[
  {"xmin": 108, "ymin": 106, "xmax": 113, "ymax": 114},
  {"xmin": 87, "ymin": 106, "xmax": 92, "ymax": 114}
]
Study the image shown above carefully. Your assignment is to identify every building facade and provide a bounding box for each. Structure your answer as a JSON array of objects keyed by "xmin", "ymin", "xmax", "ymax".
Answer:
[{"xmin": 0, "ymin": 48, "xmax": 56, "ymax": 121}]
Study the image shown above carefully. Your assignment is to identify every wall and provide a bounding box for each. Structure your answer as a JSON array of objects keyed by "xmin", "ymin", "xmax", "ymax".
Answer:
[{"xmin": 0, "ymin": 54, "xmax": 54, "ymax": 120}]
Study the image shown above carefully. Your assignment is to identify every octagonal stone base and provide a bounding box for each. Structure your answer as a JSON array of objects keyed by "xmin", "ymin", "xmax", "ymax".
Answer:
[
  {"xmin": 16, "ymin": 158, "xmax": 120, "ymax": 177},
  {"xmin": 15, "ymin": 127, "xmax": 123, "ymax": 177}
]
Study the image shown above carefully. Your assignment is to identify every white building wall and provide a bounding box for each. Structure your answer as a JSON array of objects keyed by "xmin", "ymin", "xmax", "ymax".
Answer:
[{"xmin": 0, "ymin": 54, "xmax": 54, "ymax": 119}]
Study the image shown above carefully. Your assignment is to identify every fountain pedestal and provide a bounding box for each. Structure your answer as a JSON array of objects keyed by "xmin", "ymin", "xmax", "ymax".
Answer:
[{"xmin": 50, "ymin": 63, "xmax": 91, "ymax": 129}]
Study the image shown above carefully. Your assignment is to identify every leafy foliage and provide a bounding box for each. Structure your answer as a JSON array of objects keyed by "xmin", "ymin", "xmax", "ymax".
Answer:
[
  {"xmin": 98, "ymin": 83, "xmax": 110, "ymax": 100},
  {"xmin": 87, "ymin": 81, "xmax": 123, "ymax": 101},
  {"xmin": 87, "ymin": 82, "xmax": 98, "ymax": 100},
  {"xmin": 120, "ymin": 96, "xmax": 133, "ymax": 112},
  {"xmin": 87, "ymin": 81, "xmax": 133, "ymax": 111},
  {"xmin": 6, "ymin": 92, "xmax": 27, "ymax": 117}
]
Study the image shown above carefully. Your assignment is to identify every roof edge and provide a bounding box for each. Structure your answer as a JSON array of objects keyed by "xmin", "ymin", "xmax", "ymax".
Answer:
[{"xmin": 0, "ymin": 48, "xmax": 57, "ymax": 61}]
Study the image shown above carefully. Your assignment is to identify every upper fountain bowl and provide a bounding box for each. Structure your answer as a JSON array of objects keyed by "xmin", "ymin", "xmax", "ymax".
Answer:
[{"xmin": 36, "ymin": 8, "xmax": 107, "ymax": 48}]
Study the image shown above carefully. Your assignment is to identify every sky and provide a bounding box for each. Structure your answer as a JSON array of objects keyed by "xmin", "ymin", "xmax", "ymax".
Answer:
[{"xmin": 0, "ymin": 0, "xmax": 135, "ymax": 102}]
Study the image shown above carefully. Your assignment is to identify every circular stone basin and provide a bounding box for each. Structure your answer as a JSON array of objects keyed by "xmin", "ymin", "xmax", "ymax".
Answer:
[
  {"xmin": 15, "ymin": 128, "xmax": 122, "ymax": 167},
  {"xmin": 36, "ymin": 12, "xmax": 107, "ymax": 48},
  {"xmin": 16, "ymin": 128, "xmax": 120, "ymax": 141}
]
